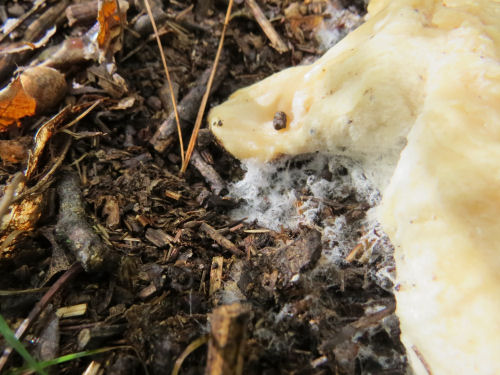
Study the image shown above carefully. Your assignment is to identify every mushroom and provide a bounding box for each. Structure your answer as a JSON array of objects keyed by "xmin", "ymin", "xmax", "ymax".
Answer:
[{"xmin": 209, "ymin": 0, "xmax": 500, "ymax": 374}]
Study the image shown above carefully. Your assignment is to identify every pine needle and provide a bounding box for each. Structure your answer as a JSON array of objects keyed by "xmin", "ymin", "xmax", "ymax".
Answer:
[
  {"xmin": 180, "ymin": 0, "xmax": 234, "ymax": 174},
  {"xmin": 143, "ymin": 0, "xmax": 185, "ymax": 164}
]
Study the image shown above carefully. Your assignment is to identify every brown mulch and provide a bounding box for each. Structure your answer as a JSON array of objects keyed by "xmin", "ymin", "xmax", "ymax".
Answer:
[{"xmin": 0, "ymin": 1, "xmax": 407, "ymax": 374}]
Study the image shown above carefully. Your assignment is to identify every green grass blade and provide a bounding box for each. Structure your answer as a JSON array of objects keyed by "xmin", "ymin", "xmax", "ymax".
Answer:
[
  {"xmin": 6, "ymin": 346, "xmax": 133, "ymax": 375},
  {"xmin": 0, "ymin": 314, "xmax": 48, "ymax": 375}
]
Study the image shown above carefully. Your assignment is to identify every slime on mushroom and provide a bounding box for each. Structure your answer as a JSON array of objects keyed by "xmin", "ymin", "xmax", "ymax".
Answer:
[{"xmin": 208, "ymin": 0, "xmax": 500, "ymax": 374}]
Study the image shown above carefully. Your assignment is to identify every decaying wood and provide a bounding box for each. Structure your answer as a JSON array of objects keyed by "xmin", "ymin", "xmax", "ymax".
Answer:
[
  {"xmin": 145, "ymin": 227, "xmax": 174, "ymax": 248},
  {"xmin": 56, "ymin": 172, "xmax": 115, "ymax": 273},
  {"xmin": 205, "ymin": 303, "xmax": 251, "ymax": 375},
  {"xmin": 78, "ymin": 324, "xmax": 126, "ymax": 350},
  {"xmin": 191, "ymin": 150, "xmax": 225, "ymax": 195},
  {"xmin": 149, "ymin": 65, "xmax": 228, "ymax": 154},
  {"xmin": 200, "ymin": 222, "xmax": 243, "ymax": 256},
  {"xmin": 0, "ymin": 0, "xmax": 47, "ymax": 43},
  {"xmin": 245, "ymin": 0, "xmax": 289, "ymax": 53},
  {"xmin": 65, "ymin": 0, "xmax": 99, "ymax": 26},
  {"xmin": 209, "ymin": 256, "xmax": 224, "ymax": 296},
  {"xmin": 56, "ymin": 303, "xmax": 87, "ymax": 318}
]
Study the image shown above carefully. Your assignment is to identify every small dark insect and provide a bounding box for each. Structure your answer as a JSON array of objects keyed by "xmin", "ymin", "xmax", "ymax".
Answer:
[{"xmin": 273, "ymin": 111, "xmax": 287, "ymax": 130}]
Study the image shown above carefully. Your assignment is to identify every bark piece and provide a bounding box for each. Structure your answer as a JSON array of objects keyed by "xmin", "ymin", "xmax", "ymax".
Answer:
[
  {"xmin": 191, "ymin": 150, "xmax": 225, "ymax": 195},
  {"xmin": 245, "ymin": 0, "xmax": 288, "ymax": 53},
  {"xmin": 78, "ymin": 324, "xmax": 126, "ymax": 350},
  {"xmin": 66, "ymin": 0, "xmax": 99, "ymax": 26},
  {"xmin": 145, "ymin": 227, "xmax": 174, "ymax": 248},
  {"xmin": 205, "ymin": 303, "xmax": 251, "ymax": 375},
  {"xmin": 56, "ymin": 172, "xmax": 114, "ymax": 273},
  {"xmin": 209, "ymin": 256, "xmax": 223, "ymax": 296},
  {"xmin": 149, "ymin": 65, "xmax": 227, "ymax": 154}
]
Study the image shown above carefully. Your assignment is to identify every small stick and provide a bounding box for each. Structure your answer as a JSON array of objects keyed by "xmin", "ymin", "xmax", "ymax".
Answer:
[
  {"xmin": 205, "ymin": 303, "xmax": 251, "ymax": 375},
  {"xmin": 245, "ymin": 0, "xmax": 288, "ymax": 53},
  {"xmin": 200, "ymin": 222, "xmax": 243, "ymax": 256},
  {"xmin": 0, "ymin": 263, "xmax": 83, "ymax": 372},
  {"xmin": 66, "ymin": 0, "xmax": 99, "ymax": 26},
  {"xmin": 0, "ymin": 0, "xmax": 47, "ymax": 43},
  {"xmin": 56, "ymin": 172, "xmax": 115, "ymax": 273},
  {"xmin": 191, "ymin": 150, "xmax": 225, "ymax": 195},
  {"xmin": 144, "ymin": 0, "xmax": 185, "ymax": 164},
  {"xmin": 181, "ymin": 0, "xmax": 234, "ymax": 173},
  {"xmin": 150, "ymin": 65, "xmax": 227, "ymax": 154}
]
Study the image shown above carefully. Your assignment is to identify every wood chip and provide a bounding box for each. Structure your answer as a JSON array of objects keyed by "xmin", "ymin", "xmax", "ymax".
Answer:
[
  {"xmin": 200, "ymin": 222, "xmax": 243, "ymax": 256},
  {"xmin": 145, "ymin": 228, "xmax": 174, "ymax": 248},
  {"xmin": 56, "ymin": 303, "xmax": 87, "ymax": 318},
  {"xmin": 245, "ymin": 0, "xmax": 288, "ymax": 53},
  {"xmin": 209, "ymin": 256, "xmax": 223, "ymax": 296},
  {"xmin": 165, "ymin": 190, "xmax": 182, "ymax": 200},
  {"xmin": 205, "ymin": 303, "xmax": 251, "ymax": 375}
]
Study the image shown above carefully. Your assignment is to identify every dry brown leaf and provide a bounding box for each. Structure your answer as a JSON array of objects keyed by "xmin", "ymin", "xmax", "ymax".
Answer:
[
  {"xmin": 97, "ymin": 0, "xmax": 128, "ymax": 61},
  {"xmin": 0, "ymin": 78, "xmax": 37, "ymax": 130},
  {"xmin": 0, "ymin": 137, "xmax": 31, "ymax": 164},
  {"xmin": 0, "ymin": 66, "xmax": 67, "ymax": 131},
  {"xmin": 289, "ymin": 15, "xmax": 324, "ymax": 34}
]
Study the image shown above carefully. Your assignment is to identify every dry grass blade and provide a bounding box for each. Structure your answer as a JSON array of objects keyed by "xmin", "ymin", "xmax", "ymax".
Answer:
[
  {"xmin": 171, "ymin": 335, "xmax": 208, "ymax": 375},
  {"xmin": 180, "ymin": 0, "xmax": 234, "ymax": 174},
  {"xmin": 143, "ymin": 0, "xmax": 185, "ymax": 164},
  {"xmin": 0, "ymin": 172, "xmax": 25, "ymax": 221}
]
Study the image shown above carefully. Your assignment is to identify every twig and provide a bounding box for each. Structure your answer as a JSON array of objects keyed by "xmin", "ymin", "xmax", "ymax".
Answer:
[
  {"xmin": 245, "ymin": 0, "xmax": 288, "ymax": 53},
  {"xmin": 143, "ymin": 0, "xmax": 185, "ymax": 164},
  {"xmin": 0, "ymin": 0, "xmax": 47, "ymax": 43},
  {"xmin": 149, "ymin": 66, "xmax": 227, "ymax": 154},
  {"xmin": 200, "ymin": 222, "xmax": 243, "ymax": 256},
  {"xmin": 0, "ymin": 263, "xmax": 83, "ymax": 372},
  {"xmin": 56, "ymin": 172, "xmax": 115, "ymax": 273},
  {"xmin": 0, "ymin": 26, "xmax": 56, "ymax": 55},
  {"xmin": 180, "ymin": 0, "xmax": 234, "ymax": 173},
  {"xmin": 191, "ymin": 150, "xmax": 225, "ymax": 195},
  {"xmin": 0, "ymin": 0, "xmax": 69, "ymax": 88},
  {"xmin": 66, "ymin": 0, "xmax": 99, "ymax": 26}
]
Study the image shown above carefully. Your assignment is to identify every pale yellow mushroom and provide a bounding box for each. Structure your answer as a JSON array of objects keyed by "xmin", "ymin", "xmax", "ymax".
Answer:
[{"xmin": 209, "ymin": 1, "xmax": 500, "ymax": 374}]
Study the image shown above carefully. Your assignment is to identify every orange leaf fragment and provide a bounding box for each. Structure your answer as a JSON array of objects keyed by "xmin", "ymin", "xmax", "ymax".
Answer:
[
  {"xmin": 97, "ymin": 0, "xmax": 127, "ymax": 60},
  {"xmin": 0, "ymin": 78, "xmax": 37, "ymax": 131},
  {"xmin": 0, "ymin": 67, "xmax": 67, "ymax": 132},
  {"xmin": 97, "ymin": 0, "xmax": 120, "ymax": 47}
]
